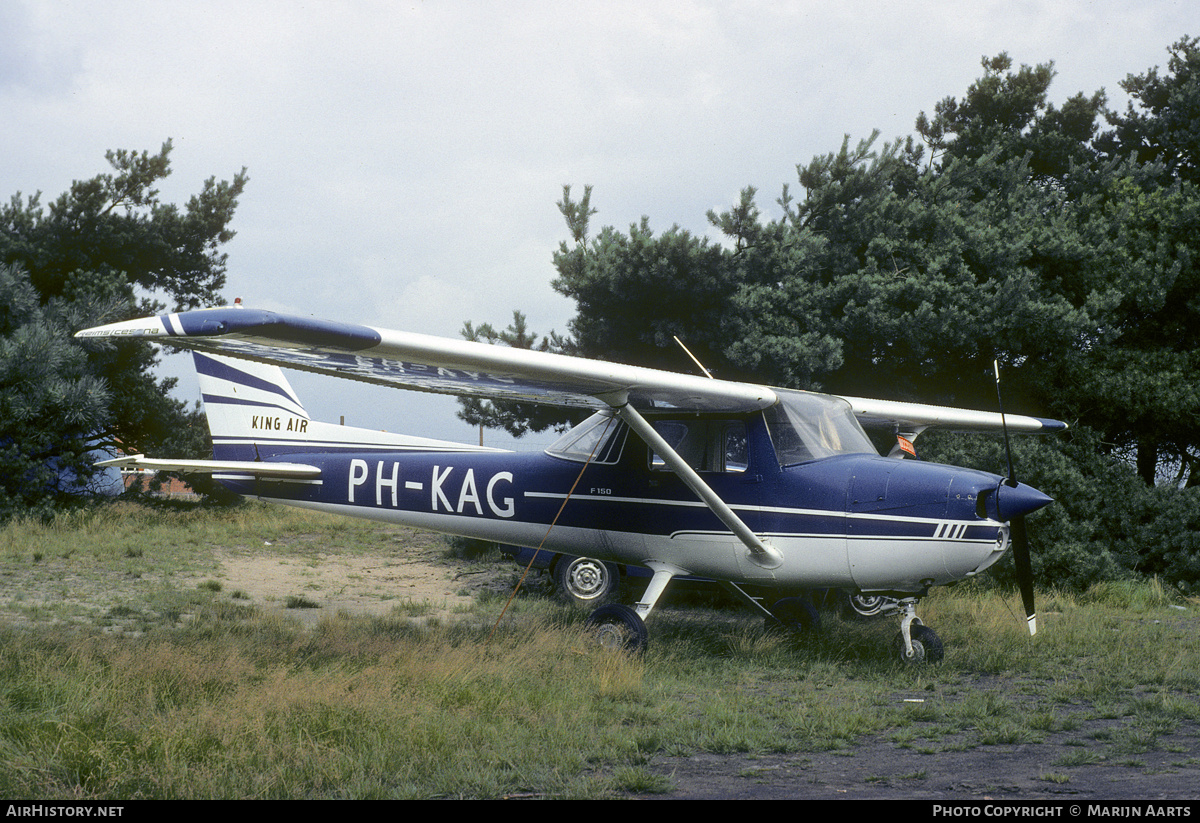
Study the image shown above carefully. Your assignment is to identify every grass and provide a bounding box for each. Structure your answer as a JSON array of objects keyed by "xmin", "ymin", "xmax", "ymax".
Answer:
[{"xmin": 0, "ymin": 501, "xmax": 1197, "ymax": 798}]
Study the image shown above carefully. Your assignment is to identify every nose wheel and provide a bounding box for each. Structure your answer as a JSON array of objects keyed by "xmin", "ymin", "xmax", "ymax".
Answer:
[
  {"xmin": 585, "ymin": 603, "xmax": 648, "ymax": 653},
  {"xmin": 894, "ymin": 598, "xmax": 944, "ymax": 664},
  {"xmin": 894, "ymin": 623, "xmax": 944, "ymax": 664}
]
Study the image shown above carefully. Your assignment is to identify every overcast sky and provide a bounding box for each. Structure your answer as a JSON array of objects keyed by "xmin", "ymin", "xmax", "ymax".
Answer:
[{"xmin": 2, "ymin": 0, "xmax": 1193, "ymax": 449}]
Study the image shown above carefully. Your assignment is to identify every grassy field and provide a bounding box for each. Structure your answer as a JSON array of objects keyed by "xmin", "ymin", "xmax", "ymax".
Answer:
[{"xmin": 0, "ymin": 502, "xmax": 1197, "ymax": 798}]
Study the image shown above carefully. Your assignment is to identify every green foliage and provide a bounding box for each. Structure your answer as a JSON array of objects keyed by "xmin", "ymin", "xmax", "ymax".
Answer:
[
  {"xmin": 1, "ymin": 141, "xmax": 247, "ymax": 311},
  {"xmin": 730, "ymin": 135, "xmax": 1104, "ymax": 411},
  {"xmin": 1098, "ymin": 35, "xmax": 1200, "ymax": 184},
  {"xmin": 0, "ymin": 263, "xmax": 113, "ymax": 519},
  {"xmin": 917, "ymin": 52, "xmax": 1106, "ymax": 180},
  {"xmin": 0, "ymin": 141, "xmax": 247, "ymax": 516},
  {"xmin": 552, "ymin": 209, "xmax": 739, "ymax": 377},
  {"xmin": 1064, "ymin": 173, "xmax": 1200, "ymax": 484}
]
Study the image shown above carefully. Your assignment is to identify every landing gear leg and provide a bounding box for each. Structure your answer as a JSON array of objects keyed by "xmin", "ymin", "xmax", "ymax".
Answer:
[{"xmin": 893, "ymin": 597, "xmax": 944, "ymax": 664}]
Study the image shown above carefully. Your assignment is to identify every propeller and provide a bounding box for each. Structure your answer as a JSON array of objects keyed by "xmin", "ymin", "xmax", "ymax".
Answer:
[{"xmin": 993, "ymin": 360, "xmax": 1045, "ymax": 637}]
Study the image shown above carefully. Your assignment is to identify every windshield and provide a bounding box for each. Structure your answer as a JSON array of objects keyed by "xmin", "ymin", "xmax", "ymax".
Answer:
[
  {"xmin": 545, "ymin": 412, "xmax": 626, "ymax": 463},
  {"xmin": 764, "ymin": 389, "xmax": 877, "ymax": 465}
]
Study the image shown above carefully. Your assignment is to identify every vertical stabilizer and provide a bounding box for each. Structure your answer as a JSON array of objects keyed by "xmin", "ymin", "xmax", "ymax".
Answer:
[{"xmin": 194, "ymin": 351, "xmax": 311, "ymax": 461}]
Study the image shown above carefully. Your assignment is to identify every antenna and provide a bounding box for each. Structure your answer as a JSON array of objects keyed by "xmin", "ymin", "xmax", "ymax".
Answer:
[{"xmin": 673, "ymin": 336, "xmax": 714, "ymax": 379}]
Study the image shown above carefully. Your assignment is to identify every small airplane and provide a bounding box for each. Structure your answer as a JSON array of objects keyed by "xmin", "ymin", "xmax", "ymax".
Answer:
[{"xmin": 76, "ymin": 304, "xmax": 1063, "ymax": 663}]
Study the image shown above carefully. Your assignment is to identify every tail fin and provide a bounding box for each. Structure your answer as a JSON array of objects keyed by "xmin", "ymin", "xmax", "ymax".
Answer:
[
  {"xmin": 194, "ymin": 351, "xmax": 312, "ymax": 461},
  {"xmin": 193, "ymin": 351, "xmax": 502, "ymax": 460}
]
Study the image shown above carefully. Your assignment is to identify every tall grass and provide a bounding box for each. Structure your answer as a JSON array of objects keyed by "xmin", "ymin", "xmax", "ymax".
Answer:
[
  {"xmin": 0, "ymin": 612, "xmax": 652, "ymax": 798},
  {"xmin": 0, "ymin": 502, "xmax": 1197, "ymax": 798}
]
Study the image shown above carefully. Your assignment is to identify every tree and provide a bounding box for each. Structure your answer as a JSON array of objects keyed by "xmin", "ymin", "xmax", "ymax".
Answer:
[
  {"xmin": 0, "ymin": 141, "xmax": 247, "ymax": 515},
  {"xmin": 1098, "ymin": 36, "xmax": 1200, "ymax": 185},
  {"xmin": 0, "ymin": 263, "xmax": 112, "ymax": 518},
  {"xmin": 460, "ymin": 42, "xmax": 1200, "ymax": 591},
  {"xmin": 550, "ymin": 187, "xmax": 746, "ymax": 379},
  {"xmin": 684, "ymin": 116, "xmax": 1107, "ymax": 430},
  {"xmin": 1061, "ymin": 174, "xmax": 1200, "ymax": 486},
  {"xmin": 917, "ymin": 53, "xmax": 1106, "ymax": 182},
  {"xmin": 1086, "ymin": 37, "xmax": 1200, "ymax": 484},
  {"xmin": 3, "ymin": 142, "xmax": 245, "ymax": 312}
]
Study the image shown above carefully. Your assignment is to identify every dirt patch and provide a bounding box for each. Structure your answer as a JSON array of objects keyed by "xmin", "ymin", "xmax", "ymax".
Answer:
[
  {"xmin": 0, "ymin": 528, "xmax": 506, "ymax": 632},
  {"xmin": 198, "ymin": 550, "xmax": 477, "ymax": 625}
]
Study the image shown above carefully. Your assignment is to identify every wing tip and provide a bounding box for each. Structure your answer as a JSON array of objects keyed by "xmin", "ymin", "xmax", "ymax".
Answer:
[{"xmin": 1033, "ymin": 417, "xmax": 1069, "ymax": 433}]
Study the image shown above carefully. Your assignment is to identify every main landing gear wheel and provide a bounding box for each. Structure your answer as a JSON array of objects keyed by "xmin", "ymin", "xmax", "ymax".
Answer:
[
  {"xmin": 555, "ymin": 556, "xmax": 618, "ymax": 608},
  {"xmin": 767, "ymin": 597, "xmax": 821, "ymax": 635},
  {"xmin": 893, "ymin": 624, "xmax": 944, "ymax": 665},
  {"xmin": 585, "ymin": 603, "xmax": 648, "ymax": 653}
]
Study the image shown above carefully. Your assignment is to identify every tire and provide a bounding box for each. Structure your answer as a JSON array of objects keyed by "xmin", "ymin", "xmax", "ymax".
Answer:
[
  {"xmin": 585, "ymin": 603, "xmax": 648, "ymax": 653},
  {"xmin": 554, "ymin": 556, "xmax": 619, "ymax": 607},
  {"xmin": 893, "ymin": 624, "xmax": 945, "ymax": 664},
  {"xmin": 767, "ymin": 596, "xmax": 821, "ymax": 635}
]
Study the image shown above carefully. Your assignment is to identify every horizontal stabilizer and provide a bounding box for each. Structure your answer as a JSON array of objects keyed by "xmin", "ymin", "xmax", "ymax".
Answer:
[{"xmin": 98, "ymin": 454, "xmax": 321, "ymax": 478}]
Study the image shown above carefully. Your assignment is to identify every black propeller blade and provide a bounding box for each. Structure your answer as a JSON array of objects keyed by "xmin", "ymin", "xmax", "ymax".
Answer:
[
  {"xmin": 994, "ymin": 361, "xmax": 1040, "ymax": 636},
  {"xmin": 1009, "ymin": 512, "xmax": 1036, "ymax": 635}
]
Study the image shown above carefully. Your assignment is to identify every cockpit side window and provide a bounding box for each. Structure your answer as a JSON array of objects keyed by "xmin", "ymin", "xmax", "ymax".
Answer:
[{"xmin": 649, "ymin": 418, "xmax": 748, "ymax": 473}]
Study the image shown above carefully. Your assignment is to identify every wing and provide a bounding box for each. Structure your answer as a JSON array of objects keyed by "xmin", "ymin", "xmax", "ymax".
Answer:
[
  {"xmin": 844, "ymin": 395, "xmax": 1066, "ymax": 434},
  {"xmin": 75, "ymin": 306, "xmax": 777, "ymax": 413},
  {"xmin": 75, "ymin": 306, "xmax": 1066, "ymax": 433}
]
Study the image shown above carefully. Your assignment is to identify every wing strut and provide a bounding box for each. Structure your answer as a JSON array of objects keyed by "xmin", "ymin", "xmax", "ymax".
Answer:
[{"xmin": 610, "ymin": 399, "xmax": 783, "ymax": 570}]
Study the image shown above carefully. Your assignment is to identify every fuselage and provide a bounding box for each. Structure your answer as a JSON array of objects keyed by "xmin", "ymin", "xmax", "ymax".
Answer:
[{"xmin": 216, "ymin": 406, "xmax": 1032, "ymax": 597}]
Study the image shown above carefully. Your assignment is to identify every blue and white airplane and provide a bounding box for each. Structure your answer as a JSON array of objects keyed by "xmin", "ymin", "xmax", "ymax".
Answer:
[{"xmin": 77, "ymin": 304, "xmax": 1062, "ymax": 662}]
